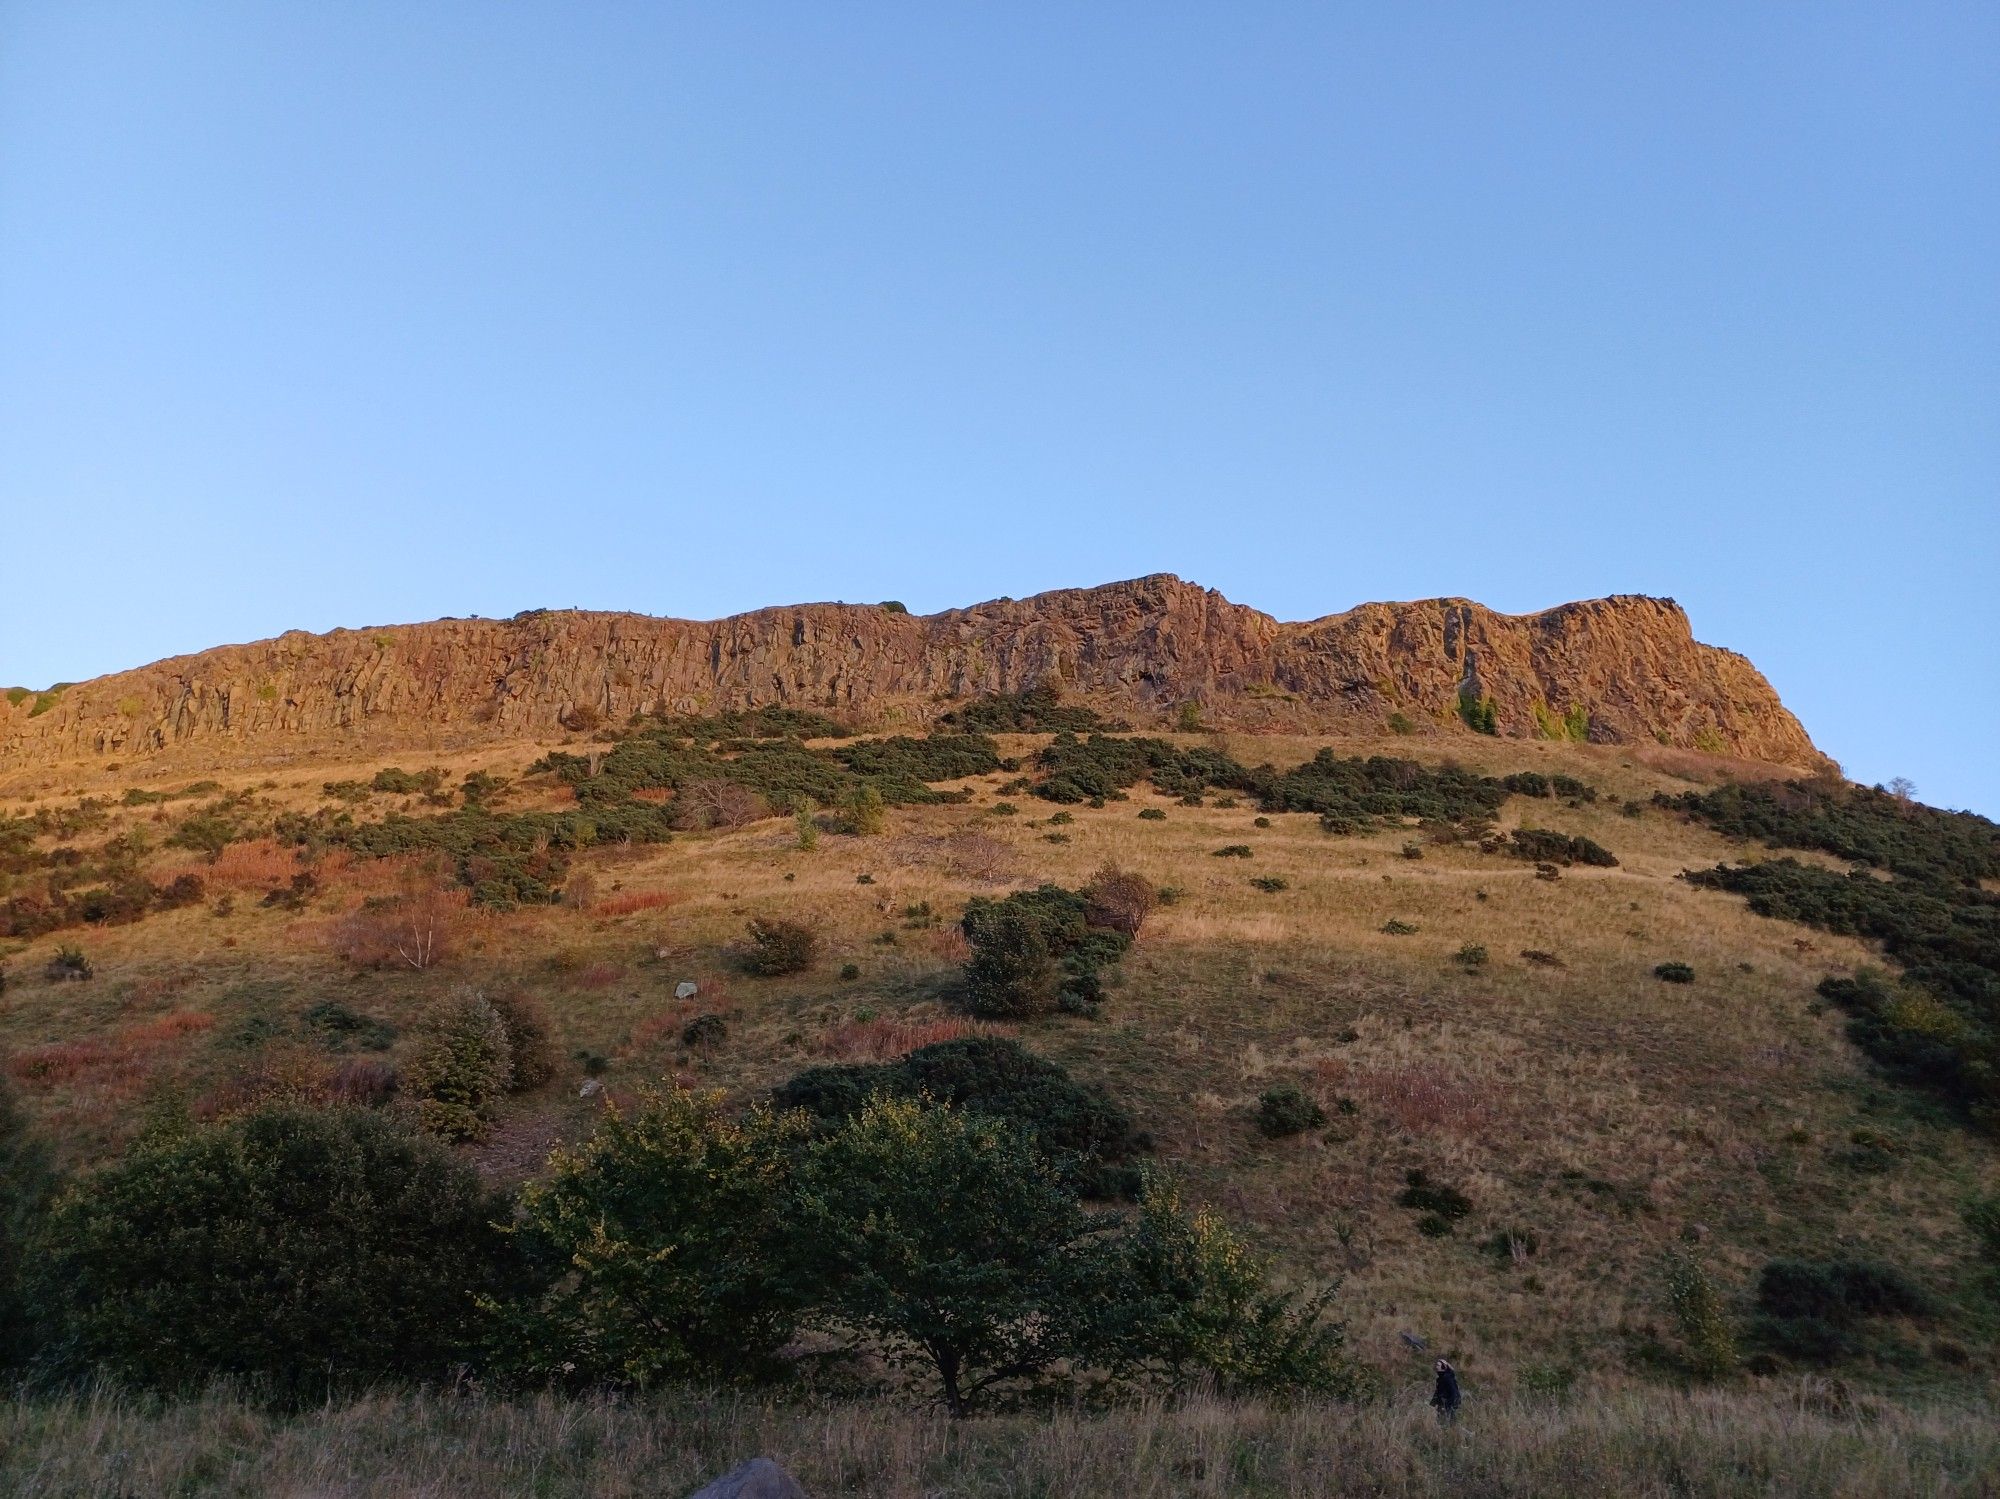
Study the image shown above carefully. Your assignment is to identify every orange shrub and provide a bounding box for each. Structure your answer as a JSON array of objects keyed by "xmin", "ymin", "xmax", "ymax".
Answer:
[
  {"xmin": 119, "ymin": 1011, "xmax": 216, "ymax": 1049},
  {"xmin": 592, "ymin": 890, "xmax": 683, "ymax": 918},
  {"xmin": 186, "ymin": 838, "xmax": 301, "ymax": 892},
  {"xmin": 817, "ymin": 1015, "xmax": 999, "ymax": 1062},
  {"xmin": 328, "ymin": 885, "xmax": 471, "ymax": 970}
]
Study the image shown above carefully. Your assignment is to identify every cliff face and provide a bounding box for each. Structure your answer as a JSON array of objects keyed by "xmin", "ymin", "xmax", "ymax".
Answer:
[{"xmin": 0, "ymin": 576, "xmax": 1826, "ymax": 771}]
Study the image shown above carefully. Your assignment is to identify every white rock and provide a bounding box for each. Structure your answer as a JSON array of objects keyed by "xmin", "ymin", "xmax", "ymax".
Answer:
[{"xmin": 675, "ymin": 980, "xmax": 699, "ymax": 1000}]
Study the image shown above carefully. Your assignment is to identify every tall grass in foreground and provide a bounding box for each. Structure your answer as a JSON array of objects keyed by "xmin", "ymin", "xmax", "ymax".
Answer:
[{"xmin": 2, "ymin": 1384, "xmax": 1995, "ymax": 1498}]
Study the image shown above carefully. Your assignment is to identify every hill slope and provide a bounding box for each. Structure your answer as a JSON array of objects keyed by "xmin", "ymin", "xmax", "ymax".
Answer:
[{"xmin": 0, "ymin": 576, "xmax": 1825, "ymax": 774}]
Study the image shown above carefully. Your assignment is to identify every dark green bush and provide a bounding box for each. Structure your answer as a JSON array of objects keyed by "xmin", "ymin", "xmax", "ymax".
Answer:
[
  {"xmin": 504, "ymin": 1089, "xmax": 805, "ymax": 1390},
  {"xmin": 681, "ymin": 1013, "xmax": 728, "ymax": 1048},
  {"xmin": 1256, "ymin": 1085, "xmax": 1325, "ymax": 1138},
  {"xmin": 742, "ymin": 918, "xmax": 819, "ymax": 977},
  {"xmin": 1138, "ymin": 808, "xmax": 1167, "ymax": 821},
  {"xmin": 960, "ymin": 884, "xmax": 1132, "ymax": 1019},
  {"xmin": 1250, "ymin": 875, "xmax": 1289, "ymax": 893},
  {"xmin": 1397, "ymin": 1169, "xmax": 1472, "ymax": 1228},
  {"xmin": 404, "ymin": 993, "xmax": 514, "ymax": 1140},
  {"xmin": 1654, "ymin": 962, "xmax": 1696, "ymax": 984},
  {"xmin": 942, "ymin": 684, "xmax": 1117, "ymax": 734},
  {"xmin": 1507, "ymin": 829, "xmax": 1618, "ymax": 867},
  {"xmin": 32, "ymin": 1105, "xmax": 512, "ymax": 1401},
  {"xmin": 773, "ymin": 1037, "xmax": 1144, "ymax": 1198},
  {"xmin": 1759, "ymin": 1258, "xmax": 1931, "ymax": 1319},
  {"xmin": 1662, "ymin": 778, "xmax": 2000, "ymax": 884}
]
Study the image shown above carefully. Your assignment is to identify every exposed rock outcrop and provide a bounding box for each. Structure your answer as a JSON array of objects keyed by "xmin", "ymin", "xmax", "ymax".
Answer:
[{"xmin": 0, "ymin": 576, "xmax": 1826, "ymax": 772}]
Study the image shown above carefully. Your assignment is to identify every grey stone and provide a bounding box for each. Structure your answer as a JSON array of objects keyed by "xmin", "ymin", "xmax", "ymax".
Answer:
[
  {"xmin": 579, "ymin": 1078, "xmax": 603, "ymax": 1098},
  {"xmin": 685, "ymin": 1457, "xmax": 807, "ymax": 1499},
  {"xmin": 675, "ymin": 980, "xmax": 699, "ymax": 1000}
]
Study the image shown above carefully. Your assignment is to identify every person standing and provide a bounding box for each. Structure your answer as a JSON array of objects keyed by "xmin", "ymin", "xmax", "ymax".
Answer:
[{"xmin": 1431, "ymin": 1358, "xmax": 1462, "ymax": 1425}]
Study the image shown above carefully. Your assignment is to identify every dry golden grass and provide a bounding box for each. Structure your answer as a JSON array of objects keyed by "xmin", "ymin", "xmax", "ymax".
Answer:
[
  {"xmin": 2, "ymin": 730, "xmax": 1995, "ymax": 1401},
  {"xmin": 1, "ymin": 1382, "xmax": 1994, "ymax": 1498}
]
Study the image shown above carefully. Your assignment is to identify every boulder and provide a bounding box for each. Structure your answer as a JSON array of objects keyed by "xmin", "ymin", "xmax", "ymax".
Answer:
[{"xmin": 685, "ymin": 1457, "xmax": 807, "ymax": 1499}]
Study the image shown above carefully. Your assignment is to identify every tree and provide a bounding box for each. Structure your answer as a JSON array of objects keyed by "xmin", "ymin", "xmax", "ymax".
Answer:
[
  {"xmin": 1081, "ymin": 1177, "xmax": 1358, "ymax": 1396},
  {"xmin": 1665, "ymin": 1248, "xmax": 1738, "ymax": 1382},
  {"xmin": 790, "ymin": 1097, "xmax": 1111, "ymax": 1415},
  {"xmin": 845, "ymin": 784, "xmax": 887, "ymax": 836},
  {"xmin": 504, "ymin": 1089, "xmax": 806, "ymax": 1388},
  {"xmin": 405, "ymin": 991, "xmax": 515, "ymax": 1139},
  {"xmin": 33, "ymin": 1105, "xmax": 511, "ymax": 1401},
  {"xmin": 0, "ymin": 1072, "xmax": 55, "ymax": 1370}
]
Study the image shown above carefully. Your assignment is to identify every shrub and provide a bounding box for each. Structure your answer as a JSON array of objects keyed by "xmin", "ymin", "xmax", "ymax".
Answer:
[
  {"xmin": 1084, "ymin": 1176, "xmax": 1359, "ymax": 1398},
  {"xmin": 300, "ymin": 999, "xmax": 396, "ymax": 1053},
  {"xmin": 960, "ymin": 885, "xmax": 1131, "ymax": 1019},
  {"xmin": 1453, "ymin": 943, "xmax": 1489, "ymax": 970},
  {"xmin": 403, "ymin": 993, "xmax": 514, "ymax": 1140},
  {"xmin": 1665, "ymin": 1249, "xmax": 1738, "ymax": 1381},
  {"xmin": 794, "ymin": 804, "xmax": 819, "ymax": 851},
  {"xmin": 1213, "ymin": 845, "xmax": 1252, "ymax": 859},
  {"xmin": 0, "ymin": 1074, "xmax": 54, "ymax": 1370},
  {"xmin": 1757, "ymin": 1258, "xmax": 1932, "ymax": 1324},
  {"xmin": 681, "ymin": 1013, "xmax": 728, "ymax": 1048},
  {"xmin": 671, "ymin": 779, "xmax": 770, "ymax": 831},
  {"xmin": 1397, "ymin": 1169, "xmax": 1472, "ymax": 1228},
  {"xmin": 329, "ymin": 882, "xmax": 469, "ymax": 970},
  {"xmin": 1083, "ymin": 865, "xmax": 1156, "ymax": 938},
  {"xmin": 1458, "ymin": 689, "xmax": 1497, "ymax": 735},
  {"xmin": 743, "ymin": 917, "xmax": 818, "ymax": 977},
  {"xmin": 1654, "ymin": 962, "xmax": 1696, "ymax": 984},
  {"xmin": 772, "ymin": 1037, "xmax": 1143, "ymax": 1198},
  {"xmin": 943, "ymin": 685, "xmax": 1111, "ymax": 734},
  {"xmin": 504, "ymin": 1089, "xmax": 806, "ymax": 1390},
  {"xmin": 1256, "ymin": 1085, "xmax": 1325, "ymax": 1138},
  {"xmin": 843, "ymin": 784, "xmax": 887, "ymax": 836},
  {"xmin": 1138, "ymin": 807, "xmax": 1167, "ymax": 821},
  {"xmin": 1250, "ymin": 876, "xmax": 1289, "ymax": 893},
  {"xmin": 486, "ymin": 990, "xmax": 557, "ymax": 1089},
  {"xmin": 32, "ymin": 1105, "xmax": 511, "ymax": 1401},
  {"xmin": 1507, "ymin": 829, "xmax": 1618, "ymax": 867},
  {"xmin": 1382, "ymin": 919, "xmax": 1419, "ymax": 935},
  {"xmin": 790, "ymin": 1097, "xmax": 1104, "ymax": 1415},
  {"xmin": 44, "ymin": 945, "xmax": 92, "ymax": 982},
  {"xmin": 1964, "ymin": 1193, "xmax": 2000, "ymax": 1269}
]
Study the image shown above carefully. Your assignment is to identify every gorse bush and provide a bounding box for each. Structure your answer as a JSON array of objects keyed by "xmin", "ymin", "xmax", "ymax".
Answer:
[
  {"xmin": 31, "ymin": 1105, "xmax": 512, "ymax": 1402},
  {"xmin": 743, "ymin": 918, "xmax": 819, "ymax": 977},
  {"xmin": 773, "ymin": 1037, "xmax": 1145, "ymax": 1198},
  {"xmin": 1663, "ymin": 777, "xmax": 2000, "ymax": 884},
  {"xmin": 1687, "ymin": 859, "xmax": 2000, "ymax": 1126},
  {"xmin": 1256, "ymin": 1085, "xmax": 1324, "ymax": 1139},
  {"xmin": 1751, "ymin": 1257, "xmax": 1932, "ymax": 1365},
  {"xmin": 942, "ymin": 684, "xmax": 1119, "ymax": 734},
  {"xmin": 960, "ymin": 884, "xmax": 1133, "ymax": 1018},
  {"xmin": 1505, "ymin": 829, "xmax": 1618, "ymax": 867}
]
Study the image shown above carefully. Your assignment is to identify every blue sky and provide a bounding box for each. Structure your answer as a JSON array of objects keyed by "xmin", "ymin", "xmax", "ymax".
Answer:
[{"xmin": 2, "ymin": 4, "xmax": 1994, "ymax": 812}]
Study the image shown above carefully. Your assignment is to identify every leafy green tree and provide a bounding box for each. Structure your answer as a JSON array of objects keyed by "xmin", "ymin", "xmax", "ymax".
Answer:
[
  {"xmin": 1082, "ymin": 1177, "xmax": 1358, "ymax": 1397},
  {"xmin": 0, "ymin": 1073, "xmax": 55, "ymax": 1370},
  {"xmin": 33, "ymin": 1105, "xmax": 511, "ymax": 1401},
  {"xmin": 503, "ymin": 1089, "xmax": 806, "ymax": 1388},
  {"xmin": 405, "ymin": 990, "xmax": 515, "ymax": 1140},
  {"xmin": 845, "ymin": 783, "xmax": 887, "ymax": 836},
  {"xmin": 791, "ymin": 1097, "xmax": 1111, "ymax": 1415},
  {"xmin": 1665, "ymin": 1248, "xmax": 1738, "ymax": 1381}
]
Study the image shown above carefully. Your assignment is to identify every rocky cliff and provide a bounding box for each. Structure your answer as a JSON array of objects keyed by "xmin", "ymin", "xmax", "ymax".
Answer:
[{"xmin": 0, "ymin": 576, "xmax": 1826, "ymax": 772}]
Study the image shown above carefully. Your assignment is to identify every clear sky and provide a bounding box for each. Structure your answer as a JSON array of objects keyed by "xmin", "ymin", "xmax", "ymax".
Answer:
[{"xmin": 2, "ymin": 4, "xmax": 1994, "ymax": 812}]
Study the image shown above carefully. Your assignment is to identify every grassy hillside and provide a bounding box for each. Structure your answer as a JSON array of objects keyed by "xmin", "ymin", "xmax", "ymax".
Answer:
[{"xmin": 1, "ymin": 714, "xmax": 1996, "ymax": 1491}]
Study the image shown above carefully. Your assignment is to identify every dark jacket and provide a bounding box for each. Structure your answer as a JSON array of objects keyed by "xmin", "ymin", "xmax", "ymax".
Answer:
[{"xmin": 1431, "ymin": 1364, "xmax": 1461, "ymax": 1413}]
